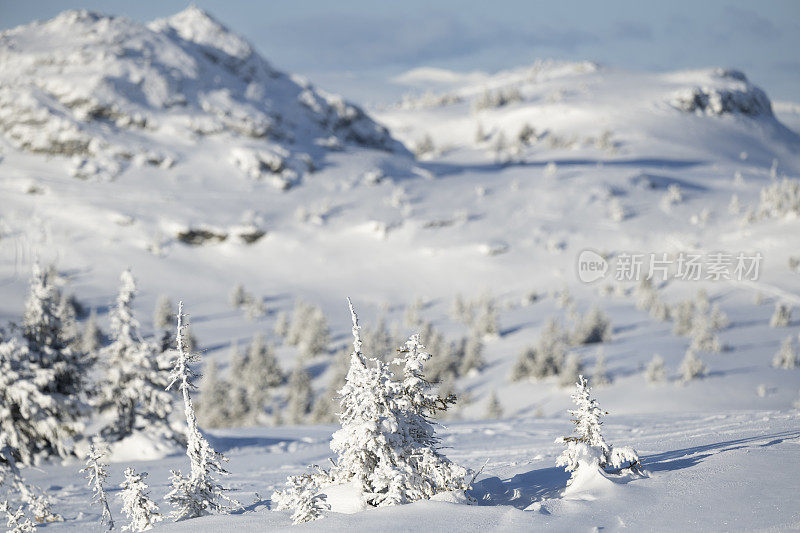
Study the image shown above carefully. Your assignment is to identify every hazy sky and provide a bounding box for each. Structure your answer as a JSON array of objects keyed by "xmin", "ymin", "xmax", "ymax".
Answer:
[{"xmin": 1, "ymin": 1, "xmax": 798, "ymax": 105}]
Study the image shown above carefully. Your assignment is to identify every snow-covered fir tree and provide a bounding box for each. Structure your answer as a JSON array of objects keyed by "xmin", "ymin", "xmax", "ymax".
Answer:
[
  {"xmin": 286, "ymin": 363, "xmax": 313, "ymax": 424},
  {"xmin": 679, "ymin": 350, "xmax": 707, "ymax": 382},
  {"xmin": 153, "ymin": 294, "xmax": 174, "ymax": 331},
  {"xmin": 450, "ymin": 293, "xmax": 473, "ymax": 326},
  {"xmin": 0, "ymin": 264, "xmax": 88, "ymax": 464},
  {"xmin": 81, "ymin": 439, "xmax": 114, "ymax": 531},
  {"xmin": 689, "ymin": 311, "xmax": 723, "ymax": 353},
  {"xmin": 770, "ymin": 302, "xmax": 792, "ymax": 327},
  {"xmin": 196, "ymin": 361, "xmax": 232, "ymax": 428},
  {"xmin": 81, "ymin": 309, "xmax": 103, "ymax": 355},
  {"xmin": 556, "ymin": 376, "xmax": 639, "ymax": 485},
  {"xmin": 272, "ymin": 471, "xmax": 328, "ymax": 524},
  {"xmin": 512, "ymin": 317, "xmax": 569, "ymax": 381},
  {"xmin": 571, "ymin": 306, "xmax": 612, "ymax": 345},
  {"xmin": 459, "ymin": 332, "xmax": 484, "ymax": 376},
  {"xmin": 645, "ymin": 354, "xmax": 666, "ymax": 384},
  {"xmin": 0, "ymin": 438, "xmax": 61, "ymax": 523},
  {"xmin": 404, "ymin": 297, "xmax": 424, "ymax": 327},
  {"xmin": 472, "ymin": 295, "xmax": 499, "ymax": 338},
  {"xmin": 0, "ymin": 500, "xmax": 35, "ymax": 533},
  {"xmin": 274, "ymin": 311, "xmax": 290, "ymax": 339},
  {"xmin": 98, "ymin": 270, "xmax": 176, "ymax": 442},
  {"xmin": 559, "ymin": 353, "xmax": 584, "ymax": 387},
  {"xmin": 240, "ymin": 333, "xmax": 284, "ymax": 415},
  {"xmin": 299, "ymin": 307, "xmax": 330, "ymax": 359},
  {"xmin": 165, "ymin": 302, "xmax": 235, "ymax": 520},
  {"xmin": 324, "ymin": 299, "xmax": 469, "ymax": 507},
  {"xmin": 119, "ymin": 467, "xmax": 162, "ymax": 532},
  {"xmin": 308, "ymin": 346, "xmax": 350, "ymax": 424},
  {"xmin": 672, "ymin": 299, "xmax": 695, "ymax": 336},
  {"xmin": 484, "ymin": 390, "xmax": 503, "ymax": 419},
  {"xmin": 592, "ymin": 351, "xmax": 611, "ymax": 387},
  {"xmin": 773, "ymin": 336, "xmax": 798, "ymax": 369}
]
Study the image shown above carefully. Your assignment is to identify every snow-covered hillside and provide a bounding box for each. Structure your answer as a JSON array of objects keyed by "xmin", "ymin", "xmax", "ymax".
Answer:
[{"xmin": 1, "ymin": 7, "xmax": 799, "ymax": 532}]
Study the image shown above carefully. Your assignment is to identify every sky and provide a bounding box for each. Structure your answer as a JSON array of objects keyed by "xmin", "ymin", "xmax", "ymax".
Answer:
[{"xmin": 1, "ymin": 1, "xmax": 798, "ymax": 106}]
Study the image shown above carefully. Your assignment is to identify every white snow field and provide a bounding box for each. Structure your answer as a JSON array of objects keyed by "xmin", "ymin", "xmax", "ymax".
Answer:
[{"xmin": 1, "ymin": 7, "xmax": 800, "ymax": 532}]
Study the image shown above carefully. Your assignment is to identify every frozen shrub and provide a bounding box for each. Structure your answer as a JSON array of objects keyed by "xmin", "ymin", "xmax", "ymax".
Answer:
[
  {"xmin": 559, "ymin": 353, "xmax": 584, "ymax": 387},
  {"xmin": 484, "ymin": 390, "xmax": 503, "ymax": 419},
  {"xmin": 286, "ymin": 363, "xmax": 313, "ymax": 424},
  {"xmin": 81, "ymin": 439, "xmax": 114, "ymax": 530},
  {"xmin": 679, "ymin": 350, "xmax": 706, "ymax": 383},
  {"xmin": 459, "ymin": 332, "xmax": 485, "ymax": 376},
  {"xmin": 773, "ymin": 336, "xmax": 798, "ymax": 369},
  {"xmin": 756, "ymin": 177, "xmax": 800, "ymax": 219},
  {"xmin": 645, "ymin": 355, "xmax": 666, "ymax": 384},
  {"xmin": 571, "ymin": 306, "xmax": 612, "ymax": 345},
  {"xmin": 153, "ymin": 295, "xmax": 174, "ymax": 330},
  {"xmin": 769, "ymin": 302, "xmax": 792, "ymax": 327},
  {"xmin": 272, "ymin": 471, "xmax": 328, "ymax": 524},
  {"xmin": 592, "ymin": 351, "xmax": 610, "ymax": 386}
]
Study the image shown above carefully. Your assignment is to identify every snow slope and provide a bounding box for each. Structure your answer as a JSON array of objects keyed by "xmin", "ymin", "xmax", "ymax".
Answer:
[{"xmin": 1, "ymin": 7, "xmax": 800, "ymax": 531}]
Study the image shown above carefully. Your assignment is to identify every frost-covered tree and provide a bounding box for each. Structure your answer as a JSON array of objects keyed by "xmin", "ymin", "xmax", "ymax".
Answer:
[
  {"xmin": 510, "ymin": 316, "xmax": 570, "ymax": 381},
  {"xmin": 645, "ymin": 354, "xmax": 666, "ymax": 384},
  {"xmin": 0, "ymin": 500, "xmax": 35, "ymax": 533},
  {"xmin": 240, "ymin": 334, "xmax": 283, "ymax": 414},
  {"xmin": 81, "ymin": 439, "xmax": 114, "ymax": 531},
  {"xmin": 770, "ymin": 302, "xmax": 792, "ymax": 327},
  {"xmin": 484, "ymin": 390, "xmax": 503, "ymax": 419},
  {"xmin": 571, "ymin": 307, "xmax": 612, "ymax": 345},
  {"xmin": 153, "ymin": 295, "xmax": 174, "ymax": 331},
  {"xmin": 473, "ymin": 295, "xmax": 499, "ymax": 338},
  {"xmin": 287, "ymin": 363, "xmax": 313, "ymax": 424},
  {"xmin": 309, "ymin": 347, "xmax": 350, "ymax": 424},
  {"xmin": 773, "ymin": 336, "xmax": 798, "ymax": 369},
  {"xmin": 272, "ymin": 471, "xmax": 328, "ymax": 524},
  {"xmin": 672, "ymin": 299, "xmax": 695, "ymax": 336},
  {"xmin": 299, "ymin": 307, "xmax": 330, "ymax": 359},
  {"xmin": 81, "ymin": 309, "xmax": 103, "ymax": 355},
  {"xmin": 98, "ymin": 270, "xmax": 176, "ymax": 442},
  {"xmin": 165, "ymin": 302, "xmax": 235, "ymax": 520},
  {"xmin": 459, "ymin": 332, "xmax": 484, "ymax": 376},
  {"xmin": 119, "ymin": 467, "xmax": 162, "ymax": 532},
  {"xmin": 6, "ymin": 264, "xmax": 89, "ymax": 463},
  {"xmin": 556, "ymin": 376, "xmax": 639, "ymax": 484},
  {"xmin": 689, "ymin": 312, "xmax": 723, "ymax": 353},
  {"xmin": 196, "ymin": 361, "xmax": 232, "ymax": 428},
  {"xmin": 510, "ymin": 346, "xmax": 537, "ymax": 382},
  {"xmin": 329, "ymin": 300, "xmax": 468, "ymax": 506},
  {"xmin": 559, "ymin": 353, "xmax": 584, "ymax": 387},
  {"xmin": 450, "ymin": 294, "xmax": 473, "ymax": 326},
  {"xmin": 592, "ymin": 351, "xmax": 610, "ymax": 387},
  {"xmin": 274, "ymin": 311, "xmax": 290, "ymax": 339},
  {"xmin": 679, "ymin": 350, "xmax": 707, "ymax": 382},
  {"xmin": 404, "ymin": 297, "xmax": 424, "ymax": 327},
  {"xmin": 0, "ymin": 438, "xmax": 61, "ymax": 523},
  {"xmin": 229, "ymin": 284, "xmax": 247, "ymax": 309}
]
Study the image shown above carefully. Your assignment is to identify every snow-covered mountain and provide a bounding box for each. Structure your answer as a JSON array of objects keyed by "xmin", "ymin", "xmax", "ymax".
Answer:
[
  {"xmin": 0, "ymin": 7, "xmax": 405, "ymax": 185},
  {"xmin": 1, "ymin": 7, "xmax": 800, "ymax": 532}
]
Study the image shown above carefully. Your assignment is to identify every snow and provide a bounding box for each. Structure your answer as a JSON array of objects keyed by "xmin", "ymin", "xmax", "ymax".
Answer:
[{"xmin": 1, "ymin": 5, "xmax": 800, "ymax": 531}]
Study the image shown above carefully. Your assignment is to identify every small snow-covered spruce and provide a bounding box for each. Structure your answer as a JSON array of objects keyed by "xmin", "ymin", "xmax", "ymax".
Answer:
[
  {"xmin": 330, "ymin": 300, "xmax": 469, "ymax": 506},
  {"xmin": 484, "ymin": 390, "xmax": 503, "ymax": 419},
  {"xmin": 592, "ymin": 351, "xmax": 610, "ymax": 387},
  {"xmin": 645, "ymin": 355, "xmax": 666, "ymax": 384},
  {"xmin": 459, "ymin": 332, "xmax": 484, "ymax": 376},
  {"xmin": 99, "ymin": 270, "xmax": 177, "ymax": 441},
  {"xmin": 473, "ymin": 295, "xmax": 499, "ymax": 339},
  {"xmin": 272, "ymin": 470, "xmax": 328, "ymax": 524},
  {"xmin": 689, "ymin": 312, "xmax": 722, "ymax": 353},
  {"xmin": 240, "ymin": 333, "xmax": 284, "ymax": 415},
  {"xmin": 0, "ymin": 439, "xmax": 61, "ymax": 523},
  {"xmin": 559, "ymin": 353, "xmax": 584, "ymax": 387},
  {"xmin": 773, "ymin": 336, "xmax": 798, "ymax": 369},
  {"xmin": 81, "ymin": 440, "xmax": 114, "ymax": 531},
  {"xmin": 555, "ymin": 376, "xmax": 639, "ymax": 485},
  {"xmin": 678, "ymin": 350, "xmax": 707, "ymax": 383},
  {"xmin": 286, "ymin": 363, "xmax": 313, "ymax": 424},
  {"xmin": 196, "ymin": 361, "xmax": 232, "ymax": 428},
  {"xmin": 571, "ymin": 306, "xmax": 612, "ymax": 345},
  {"xmin": 119, "ymin": 467, "xmax": 162, "ymax": 532},
  {"xmin": 0, "ymin": 500, "xmax": 35, "ymax": 533},
  {"xmin": 9, "ymin": 263, "xmax": 88, "ymax": 464},
  {"xmin": 81, "ymin": 309, "xmax": 103, "ymax": 354},
  {"xmin": 153, "ymin": 294, "xmax": 174, "ymax": 331},
  {"xmin": 165, "ymin": 302, "xmax": 235, "ymax": 520},
  {"xmin": 770, "ymin": 302, "xmax": 792, "ymax": 328}
]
